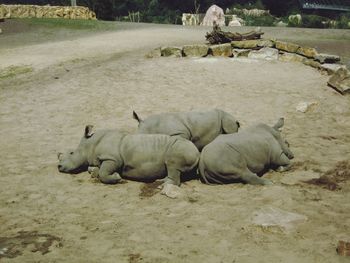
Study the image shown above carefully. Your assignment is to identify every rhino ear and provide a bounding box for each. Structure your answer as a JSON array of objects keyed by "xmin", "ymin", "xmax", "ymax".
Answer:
[
  {"xmin": 273, "ymin": 118, "xmax": 284, "ymax": 131},
  {"xmin": 133, "ymin": 111, "xmax": 143, "ymax": 123},
  {"xmin": 57, "ymin": 152, "xmax": 63, "ymax": 160},
  {"xmin": 84, "ymin": 125, "xmax": 94, "ymax": 138}
]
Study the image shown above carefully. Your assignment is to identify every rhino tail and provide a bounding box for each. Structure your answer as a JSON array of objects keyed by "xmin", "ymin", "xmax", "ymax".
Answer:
[
  {"xmin": 273, "ymin": 118, "xmax": 284, "ymax": 131},
  {"xmin": 236, "ymin": 121, "xmax": 240, "ymax": 129},
  {"xmin": 132, "ymin": 110, "xmax": 143, "ymax": 123}
]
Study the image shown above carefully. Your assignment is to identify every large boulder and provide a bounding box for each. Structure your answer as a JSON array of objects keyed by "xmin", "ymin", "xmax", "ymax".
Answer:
[
  {"xmin": 201, "ymin": 5, "xmax": 225, "ymax": 27},
  {"xmin": 297, "ymin": 46, "xmax": 318, "ymax": 58},
  {"xmin": 183, "ymin": 44, "xmax": 209, "ymax": 57},
  {"xmin": 315, "ymin": 53, "xmax": 341, "ymax": 64},
  {"xmin": 228, "ymin": 15, "xmax": 244, "ymax": 26},
  {"xmin": 248, "ymin": 47, "xmax": 279, "ymax": 60},
  {"xmin": 233, "ymin": 49, "xmax": 251, "ymax": 57},
  {"xmin": 302, "ymin": 59, "xmax": 321, "ymax": 69},
  {"xmin": 275, "ymin": 41, "xmax": 299, "ymax": 53},
  {"xmin": 182, "ymin": 13, "xmax": 200, "ymax": 26},
  {"xmin": 328, "ymin": 68, "xmax": 350, "ymax": 94},
  {"xmin": 161, "ymin": 46, "xmax": 183, "ymax": 57},
  {"xmin": 279, "ymin": 52, "xmax": 305, "ymax": 63},
  {"xmin": 321, "ymin": 63, "xmax": 347, "ymax": 75},
  {"xmin": 231, "ymin": 39, "xmax": 274, "ymax": 49},
  {"xmin": 210, "ymin": 43, "xmax": 233, "ymax": 57},
  {"xmin": 288, "ymin": 14, "xmax": 302, "ymax": 26}
]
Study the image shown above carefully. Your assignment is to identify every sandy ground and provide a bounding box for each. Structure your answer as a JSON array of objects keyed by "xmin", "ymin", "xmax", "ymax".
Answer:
[{"xmin": 0, "ymin": 21, "xmax": 350, "ymax": 262}]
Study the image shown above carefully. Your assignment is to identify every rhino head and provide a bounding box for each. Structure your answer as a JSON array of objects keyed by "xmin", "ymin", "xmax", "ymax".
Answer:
[
  {"xmin": 57, "ymin": 125, "xmax": 94, "ymax": 173},
  {"xmin": 273, "ymin": 118, "xmax": 294, "ymax": 160}
]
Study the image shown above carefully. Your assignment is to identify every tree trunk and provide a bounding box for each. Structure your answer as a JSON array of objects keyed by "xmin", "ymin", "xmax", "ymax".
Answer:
[{"xmin": 206, "ymin": 24, "xmax": 264, "ymax": 45}]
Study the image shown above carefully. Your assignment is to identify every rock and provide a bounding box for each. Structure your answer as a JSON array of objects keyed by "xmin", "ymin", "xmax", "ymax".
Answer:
[
  {"xmin": 297, "ymin": 46, "xmax": 318, "ymax": 58},
  {"xmin": 182, "ymin": 13, "xmax": 200, "ymax": 26},
  {"xmin": 251, "ymin": 206, "xmax": 307, "ymax": 232},
  {"xmin": 145, "ymin": 47, "xmax": 161, "ymax": 58},
  {"xmin": 328, "ymin": 68, "xmax": 350, "ymax": 95},
  {"xmin": 337, "ymin": 240, "xmax": 350, "ymax": 256},
  {"xmin": 231, "ymin": 40, "xmax": 260, "ymax": 49},
  {"xmin": 257, "ymin": 39, "xmax": 275, "ymax": 48},
  {"xmin": 302, "ymin": 58, "xmax": 321, "ymax": 69},
  {"xmin": 0, "ymin": 4, "xmax": 96, "ymax": 20},
  {"xmin": 276, "ymin": 21, "xmax": 287, "ymax": 27},
  {"xmin": 234, "ymin": 49, "xmax": 251, "ymax": 57},
  {"xmin": 275, "ymin": 41, "xmax": 300, "ymax": 53},
  {"xmin": 315, "ymin": 53, "xmax": 341, "ymax": 64},
  {"xmin": 296, "ymin": 101, "xmax": 318, "ymax": 113},
  {"xmin": 183, "ymin": 44, "xmax": 209, "ymax": 57},
  {"xmin": 288, "ymin": 14, "xmax": 302, "ymax": 26},
  {"xmin": 210, "ymin": 43, "xmax": 233, "ymax": 57},
  {"xmin": 320, "ymin": 63, "xmax": 347, "ymax": 75},
  {"xmin": 248, "ymin": 47, "xmax": 279, "ymax": 60},
  {"xmin": 231, "ymin": 39, "xmax": 273, "ymax": 49},
  {"xmin": 161, "ymin": 46, "xmax": 182, "ymax": 57},
  {"xmin": 201, "ymin": 4, "xmax": 225, "ymax": 27},
  {"xmin": 279, "ymin": 52, "xmax": 305, "ymax": 63},
  {"xmin": 228, "ymin": 15, "xmax": 244, "ymax": 26},
  {"xmin": 161, "ymin": 184, "xmax": 181, "ymax": 199}
]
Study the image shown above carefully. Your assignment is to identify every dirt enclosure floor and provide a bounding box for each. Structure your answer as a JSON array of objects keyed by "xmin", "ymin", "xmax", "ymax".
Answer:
[{"xmin": 0, "ymin": 20, "xmax": 350, "ymax": 262}]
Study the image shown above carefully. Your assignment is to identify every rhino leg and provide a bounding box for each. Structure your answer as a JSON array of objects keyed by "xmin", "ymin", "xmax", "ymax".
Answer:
[
  {"xmin": 274, "ymin": 153, "xmax": 292, "ymax": 172},
  {"xmin": 241, "ymin": 170, "xmax": 273, "ymax": 185},
  {"xmin": 98, "ymin": 160, "xmax": 122, "ymax": 184}
]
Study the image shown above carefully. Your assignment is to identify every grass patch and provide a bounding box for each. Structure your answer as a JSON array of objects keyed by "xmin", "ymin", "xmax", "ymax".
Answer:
[{"xmin": 0, "ymin": 65, "xmax": 33, "ymax": 79}]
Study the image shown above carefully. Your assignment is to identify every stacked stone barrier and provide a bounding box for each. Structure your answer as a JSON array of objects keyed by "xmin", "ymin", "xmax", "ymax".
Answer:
[
  {"xmin": 0, "ymin": 4, "xmax": 96, "ymax": 20},
  {"xmin": 146, "ymin": 39, "xmax": 349, "ymax": 94}
]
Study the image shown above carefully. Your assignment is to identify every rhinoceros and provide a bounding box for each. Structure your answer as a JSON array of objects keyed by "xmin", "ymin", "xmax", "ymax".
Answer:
[
  {"xmin": 58, "ymin": 125, "xmax": 199, "ymax": 197},
  {"xmin": 199, "ymin": 118, "xmax": 294, "ymax": 185},
  {"xmin": 133, "ymin": 109, "xmax": 240, "ymax": 151}
]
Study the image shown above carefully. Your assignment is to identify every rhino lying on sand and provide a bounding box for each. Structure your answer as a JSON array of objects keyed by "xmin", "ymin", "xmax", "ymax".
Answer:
[
  {"xmin": 58, "ymin": 125, "xmax": 199, "ymax": 197},
  {"xmin": 133, "ymin": 109, "xmax": 240, "ymax": 151},
  {"xmin": 199, "ymin": 118, "xmax": 294, "ymax": 185}
]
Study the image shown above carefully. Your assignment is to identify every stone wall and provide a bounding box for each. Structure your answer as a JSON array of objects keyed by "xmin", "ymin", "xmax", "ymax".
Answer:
[
  {"xmin": 0, "ymin": 5, "xmax": 96, "ymax": 20},
  {"xmin": 146, "ymin": 40, "xmax": 350, "ymax": 95}
]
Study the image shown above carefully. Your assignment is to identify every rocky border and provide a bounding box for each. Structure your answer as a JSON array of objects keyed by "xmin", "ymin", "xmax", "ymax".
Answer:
[
  {"xmin": 146, "ymin": 39, "xmax": 349, "ymax": 95},
  {"xmin": 0, "ymin": 4, "xmax": 96, "ymax": 20}
]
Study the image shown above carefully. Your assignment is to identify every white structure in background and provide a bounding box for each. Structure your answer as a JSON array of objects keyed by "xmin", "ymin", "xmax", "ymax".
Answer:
[
  {"xmin": 182, "ymin": 13, "xmax": 200, "ymax": 25},
  {"xmin": 228, "ymin": 15, "xmax": 244, "ymax": 26},
  {"xmin": 201, "ymin": 4, "xmax": 225, "ymax": 26},
  {"xmin": 288, "ymin": 14, "xmax": 302, "ymax": 25}
]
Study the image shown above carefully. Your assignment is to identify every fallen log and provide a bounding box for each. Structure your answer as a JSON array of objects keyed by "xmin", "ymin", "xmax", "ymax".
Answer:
[{"xmin": 205, "ymin": 24, "xmax": 264, "ymax": 44}]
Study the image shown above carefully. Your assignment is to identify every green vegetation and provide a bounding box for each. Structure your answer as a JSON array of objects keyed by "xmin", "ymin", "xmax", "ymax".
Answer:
[
  {"xmin": 1, "ymin": 0, "xmax": 349, "ymax": 28},
  {"xmin": 0, "ymin": 65, "xmax": 33, "ymax": 79}
]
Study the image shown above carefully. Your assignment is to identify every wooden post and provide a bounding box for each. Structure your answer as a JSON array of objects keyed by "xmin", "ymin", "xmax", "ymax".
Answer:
[{"xmin": 71, "ymin": 0, "xmax": 77, "ymax": 6}]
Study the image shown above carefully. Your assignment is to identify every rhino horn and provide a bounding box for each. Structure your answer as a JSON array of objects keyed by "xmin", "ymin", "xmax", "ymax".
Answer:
[
  {"xmin": 133, "ymin": 110, "xmax": 143, "ymax": 123},
  {"xmin": 273, "ymin": 118, "xmax": 284, "ymax": 131},
  {"xmin": 84, "ymin": 125, "xmax": 95, "ymax": 138}
]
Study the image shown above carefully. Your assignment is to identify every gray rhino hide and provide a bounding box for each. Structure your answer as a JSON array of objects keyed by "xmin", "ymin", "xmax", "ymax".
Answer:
[
  {"xmin": 199, "ymin": 118, "xmax": 294, "ymax": 185},
  {"xmin": 58, "ymin": 126, "xmax": 199, "ymax": 186},
  {"xmin": 133, "ymin": 109, "xmax": 240, "ymax": 151}
]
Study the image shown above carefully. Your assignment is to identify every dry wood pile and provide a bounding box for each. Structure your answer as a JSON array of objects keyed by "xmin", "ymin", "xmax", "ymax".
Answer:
[{"xmin": 205, "ymin": 23, "xmax": 264, "ymax": 44}]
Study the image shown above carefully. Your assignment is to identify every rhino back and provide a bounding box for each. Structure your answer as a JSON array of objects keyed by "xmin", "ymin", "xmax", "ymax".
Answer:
[
  {"xmin": 138, "ymin": 113, "xmax": 190, "ymax": 139},
  {"xmin": 208, "ymin": 128, "xmax": 278, "ymax": 173},
  {"xmin": 183, "ymin": 109, "xmax": 222, "ymax": 150}
]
